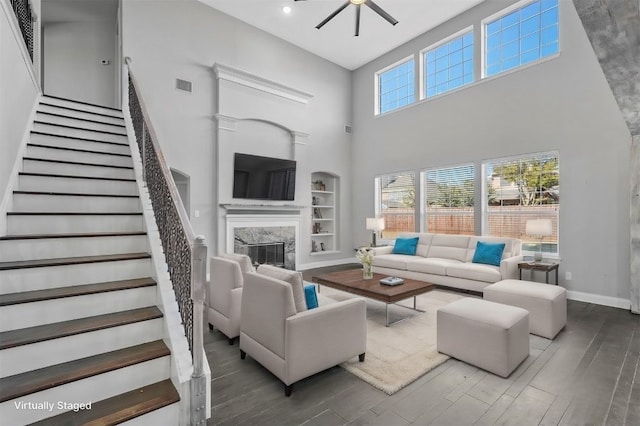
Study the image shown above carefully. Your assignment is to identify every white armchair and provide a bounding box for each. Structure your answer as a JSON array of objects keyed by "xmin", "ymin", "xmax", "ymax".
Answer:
[
  {"xmin": 207, "ymin": 256, "xmax": 245, "ymax": 344},
  {"xmin": 239, "ymin": 271, "xmax": 367, "ymax": 396}
]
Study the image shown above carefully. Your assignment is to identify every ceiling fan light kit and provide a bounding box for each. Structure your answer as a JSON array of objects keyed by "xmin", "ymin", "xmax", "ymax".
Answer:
[{"xmin": 294, "ymin": 0, "xmax": 398, "ymax": 36}]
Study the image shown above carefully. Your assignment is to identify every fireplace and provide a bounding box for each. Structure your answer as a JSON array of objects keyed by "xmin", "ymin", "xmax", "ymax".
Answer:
[
  {"xmin": 237, "ymin": 241, "xmax": 285, "ymax": 268},
  {"xmin": 225, "ymin": 212, "xmax": 301, "ymax": 270}
]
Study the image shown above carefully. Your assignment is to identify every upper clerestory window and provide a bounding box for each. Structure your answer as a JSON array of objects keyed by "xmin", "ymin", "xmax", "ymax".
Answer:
[
  {"xmin": 484, "ymin": 0, "xmax": 559, "ymax": 77},
  {"xmin": 376, "ymin": 57, "xmax": 415, "ymax": 115},
  {"xmin": 422, "ymin": 29, "xmax": 474, "ymax": 99}
]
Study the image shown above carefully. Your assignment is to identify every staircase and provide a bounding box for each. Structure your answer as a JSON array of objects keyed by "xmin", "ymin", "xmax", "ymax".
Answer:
[{"xmin": 0, "ymin": 96, "xmax": 181, "ymax": 425}]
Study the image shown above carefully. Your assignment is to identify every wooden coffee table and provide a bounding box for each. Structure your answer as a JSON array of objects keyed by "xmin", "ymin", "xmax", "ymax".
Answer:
[{"xmin": 312, "ymin": 269, "xmax": 436, "ymax": 326}]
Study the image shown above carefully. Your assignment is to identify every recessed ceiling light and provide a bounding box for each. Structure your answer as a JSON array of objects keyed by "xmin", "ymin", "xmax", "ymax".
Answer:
[{"xmin": 282, "ymin": 6, "xmax": 292, "ymax": 15}]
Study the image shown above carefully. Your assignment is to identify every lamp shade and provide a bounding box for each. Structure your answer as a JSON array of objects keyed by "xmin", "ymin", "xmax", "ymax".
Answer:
[
  {"xmin": 366, "ymin": 217, "xmax": 385, "ymax": 231},
  {"xmin": 526, "ymin": 219, "xmax": 552, "ymax": 237}
]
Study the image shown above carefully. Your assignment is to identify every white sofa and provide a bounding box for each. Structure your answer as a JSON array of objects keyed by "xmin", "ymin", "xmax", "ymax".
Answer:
[{"xmin": 372, "ymin": 233, "xmax": 523, "ymax": 292}]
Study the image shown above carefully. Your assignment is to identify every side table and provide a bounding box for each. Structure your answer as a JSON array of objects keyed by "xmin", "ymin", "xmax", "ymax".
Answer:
[{"xmin": 518, "ymin": 261, "xmax": 559, "ymax": 285}]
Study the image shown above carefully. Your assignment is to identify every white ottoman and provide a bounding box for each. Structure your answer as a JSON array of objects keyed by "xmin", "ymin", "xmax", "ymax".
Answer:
[
  {"xmin": 484, "ymin": 279, "xmax": 567, "ymax": 339},
  {"xmin": 437, "ymin": 298, "xmax": 529, "ymax": 378}
]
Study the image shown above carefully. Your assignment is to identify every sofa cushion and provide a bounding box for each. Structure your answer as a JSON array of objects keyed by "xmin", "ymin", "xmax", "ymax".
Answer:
[
  {"xmin": 220, "ymin": 252, "xmax": 255, "ymax": 273},
  {"xmin": 405, "ymin": 257, "xmax": 463, "ymax": 275},
  {"xmin": 373, "ymin": 254, "xmax": 414, "ymax": 270},
  {"xmin": 472, "ymin": 241, "xmax": 506, "ymax": 267},
  {"xmin": 398, "ymin": 232, "xmax": 432, "ymax": 257},
  {"xmin": 446, "ymin": 262, "xmax": 502, "ymax": 283},
  {"xmin": 428, "ymin": 234, "xmax": 470, "ymax": 262},
  {"xmin": 304, "ymin": 284, "xmax": 319, "ymax": 309},
  {"xmin": 257, "ymin": 264, "xmax": 307, "ymax": 312},
  {"xmin": 466, "ymin": 236, "xmax": 521, "ymax": 262},
  {"xmin": 392, "ymin": 237, "xmax": 420, "ymax": 255}
]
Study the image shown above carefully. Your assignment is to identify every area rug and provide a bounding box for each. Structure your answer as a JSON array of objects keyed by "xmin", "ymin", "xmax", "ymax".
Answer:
[{"xmin": 317, "ymin": 287, "xmax": 467, "ymax": 395}]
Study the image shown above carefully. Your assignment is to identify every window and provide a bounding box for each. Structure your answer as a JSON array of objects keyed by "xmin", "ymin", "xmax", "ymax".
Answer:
[
  {"xmin": 423, "ymin": 30, "xmax": 474, "ymax": 98},
  {"xmin": 485, "ymin": 152, "xmax": 559, "ymax": 255},
  {"xmin": 422, "ymin": 164, "xmax": 475, "ymax": 235},
  {"xmin": 376, "ymin": 58, "xmax": 415, "ymax": 114},
  {"xmin": 376, "ymin": 172, "xmax": 416, "ymax": 238},
  {"xmin": 484, "ymin": 0, "xmax": 559, "ymax": 77}
]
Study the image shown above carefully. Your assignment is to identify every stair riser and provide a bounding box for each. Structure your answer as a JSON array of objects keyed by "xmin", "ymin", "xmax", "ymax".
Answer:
[
  {"xmin": 0, "ymin": 356, "xmax": 170, "ymax": 425},
  {"xmin": 0, "ymin": 318, "xmax": 163, "ymax": 377},
  {"xmin": 33, "ymin": 122, "xmax": 128, "ymax": 144},
  {"xmin": 23, "ymin": 159, "xmax": 135, "ymax": 180},
  {"xmin": 0, "ymin": 234, "xmax": 147, "ymax": 262},
  {"xmin": 38, "ymin": 104, "xmax": 125, "ymax": 126},
  {"xmin": 19, "ymin": 175, "xmax": 138, "ymax": 196},
  {"xmin": 0, "ymin": 258, "xmax": 152, "ymax": 294},
  {"xmin": 121, "ymin": 402, "xmax": 180, "ymax": 426},
  {"xmin": 40, "ymin": 97, "xmax": 124, "ymax": 118},
  {"xmin": 26, "ymin": 145, "xmax": 133, "ymax": 167},
  {"xmin": 35, "ymin": 113, "xmax": 126, "ymax": 135},
  {"xmin": 0, "ymin": 287, "xmax": 157, "ymax": 332},
  {"xmin": 12, "ymin": 193, "xmax": 141, "ymax": 213},
  {"xmin": 30, "ymin": 132, "xmax": 130, "ymax": 155},
  {"xmin": 7, "ymin": 215, "xmax": 144, "ymax": 235}
]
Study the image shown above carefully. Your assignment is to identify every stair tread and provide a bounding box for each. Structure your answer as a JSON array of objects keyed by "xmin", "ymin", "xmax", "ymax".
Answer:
[
  {"xmin": 0, "ymin": 231, "xmax": 146, "ymax": 241},
  {"xmin": 39, "ymin": 103, "xmax": 124, "ymax": 120},
  {"xmin": 0, "ymin": 278, "xmax": 156, "ymax": 306},
  {"xmin": 7, "ymin": 212, "xmax": 142, "ymax": 215},
  {"xmin": 19, "ymin": 172, "xmax": 136, "ymax": 182},
  {"xmin": 31, "ymin": 131, "xmax": 129, "ymax": 147},
  {"xmin": 0, "ymin": 252, "xmax": 150, "ymax": 271},
  {"xmin": 0, "ymin": 306, "xmax": 162, "ymax": 349},
  {"xmin": 35, "ymin": 121, "xmax": 127, "ymax": 136},
  {"xmin": 0, "ymin": 340, "xmax": 169, "ymax": 403},
  {"xmin": 37, "ymin": 111, "xmax": 126, "ymax": 128},
  {"xmin": 23, "ymin": 156, "xmax": 133, "ymax": 169},
  {"xmin": 28, "ymin": 142, "xmax": 132, "ymax": 157},
  {"xmin": 42, "ymin": 95, "xmax": 123, "ymax": 112},
  {"xmin": 13, "ymin": 190, "xmax": 139, "ymax": 198},
  {"xmin": 30, "ymin": 379, "xmax": 179, "ymax": 425}
]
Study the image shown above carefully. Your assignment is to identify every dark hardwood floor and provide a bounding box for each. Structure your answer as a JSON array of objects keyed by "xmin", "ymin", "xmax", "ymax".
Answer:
[{"xmin": 205, "ymin": 265, "xmax": 640, "ymax": 425}]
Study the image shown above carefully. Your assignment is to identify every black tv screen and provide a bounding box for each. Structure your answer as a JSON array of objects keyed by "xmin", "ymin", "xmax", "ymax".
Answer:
[{"xmin": 233, "ymin": 153, "xmax": 296, "ymax": 201}]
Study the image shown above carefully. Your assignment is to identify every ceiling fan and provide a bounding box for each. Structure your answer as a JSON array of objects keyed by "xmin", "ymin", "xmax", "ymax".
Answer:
[{"xmin": 294, "ymin": 0, "xmax": 398, "ymax": 36}]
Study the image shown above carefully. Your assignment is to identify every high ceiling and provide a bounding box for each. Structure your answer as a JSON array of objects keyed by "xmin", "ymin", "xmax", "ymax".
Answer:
[{"xmin": 199, "ymin": 0, "xmax": 486, "ymax": 70}]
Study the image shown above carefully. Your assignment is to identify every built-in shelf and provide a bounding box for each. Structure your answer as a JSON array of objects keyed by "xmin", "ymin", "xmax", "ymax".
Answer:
[
  {"xmin": 310, "ymin": 172, "xmax": 338, "ymax": 255},
  {"xmin": 309, "ymin": 250, "xmax": 340, "ymax": 256}
]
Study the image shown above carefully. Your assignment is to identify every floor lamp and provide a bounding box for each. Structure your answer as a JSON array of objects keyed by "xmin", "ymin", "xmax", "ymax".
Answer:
[
  {"xmin": 526, "ymin": 219, "xmax": 553, "ymax": 262},
  {"xmin": 366, "ymin": 218, "xmax": 385, "ymax": 247}
]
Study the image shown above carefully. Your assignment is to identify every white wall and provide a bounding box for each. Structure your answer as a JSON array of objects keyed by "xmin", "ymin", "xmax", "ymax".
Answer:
[
  {"xmin": 43, "ymin": 21, "xmax": 117, "ymax": 107},
  {"xmin": 0, "ymin": 1, "xmax": 41, "ymax": 233},
  {"xmin": 351, "ymin": 0, "xmax": 631, "ymax": 304},
  {"xmin": 121, "ymin": 0, "xmax": 353, "ymax": 267}
]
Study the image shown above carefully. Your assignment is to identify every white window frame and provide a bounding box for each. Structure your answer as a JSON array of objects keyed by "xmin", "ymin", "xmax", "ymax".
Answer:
[
  {"xmin": 482, "ymin": 150, "xmax": 560, "ymax": 257},
  {"xmin": 419, "ymin": 26, "xmax": 474, "ymax": 101},
  {"xmin": 374, "ymin": 54, "xmax": 416, "ymax": 115},
  {"xmin": 481, "ymin": 0, "xmax": 560, "ymax": 79},
  {"xmin": 374, "ymin": 170, "xmax": 417, "ymax": 239}
]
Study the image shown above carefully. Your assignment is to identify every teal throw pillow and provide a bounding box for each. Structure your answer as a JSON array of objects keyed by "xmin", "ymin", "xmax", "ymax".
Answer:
[
  {"xmin": 392, "ymin": 237, "xmax": 420, "ymax": 255},
  {"xmin": 472, "ymin": 241, "xmax": 506, "ymax": 267},
  {"xmin": 304, "ymin": 284, "xmax": 318, "ymax": 309}
]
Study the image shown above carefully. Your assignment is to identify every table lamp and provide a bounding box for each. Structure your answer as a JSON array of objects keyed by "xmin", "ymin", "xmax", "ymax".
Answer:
[
  {"xmin": 366, "ymin": 217, "xmax": 385, "ymax": 247},
  {"xmin": 526, "ymin": 219, "xmax": 552, "ymax": 262}
]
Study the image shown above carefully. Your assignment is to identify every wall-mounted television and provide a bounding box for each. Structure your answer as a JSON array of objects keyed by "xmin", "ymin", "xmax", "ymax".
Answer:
[{"xmin": 233, "ymin": 153, "xmax": 296, "ymax": 201}]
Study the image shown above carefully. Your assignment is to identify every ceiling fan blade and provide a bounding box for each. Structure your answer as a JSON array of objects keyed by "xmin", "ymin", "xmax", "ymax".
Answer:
[
  {"xmin": 355, "ymin": 4, "xmax": 361, "ymax": 36},
  {"xmin": 316, "ymin": 1, "xmax": 351, "ymax": 30},
  {"xmin": 366, "ymin": 0, "xmax": 399, "ymax": 26}
]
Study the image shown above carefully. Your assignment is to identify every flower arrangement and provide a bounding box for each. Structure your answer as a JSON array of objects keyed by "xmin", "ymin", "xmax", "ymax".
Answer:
[
  {"xmin": 356, "ymin": 247, "xmax": 374, "ymax": 266},
  {"xmin": 356, "ymin": 247, "xmax": 374, "ymax": 279}
]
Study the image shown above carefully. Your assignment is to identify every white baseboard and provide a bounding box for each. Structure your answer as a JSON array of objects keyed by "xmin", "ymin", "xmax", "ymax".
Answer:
[
  {"xmin": 566, "ymin": 290, "xmax": 631, "ymax": 310},
  {"xmin": 297, "ymin": 257, "xmax": 357, "ymax": 271}
]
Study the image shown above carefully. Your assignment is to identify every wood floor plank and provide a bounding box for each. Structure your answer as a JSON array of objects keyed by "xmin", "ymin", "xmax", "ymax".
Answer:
[
  {"xmin": 0, "ymin": 252, "xmax": 150, "ymax": 271},
  {"xmin": 496, "ymin": 385, "xmax": 555, "ymax": 425}
]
